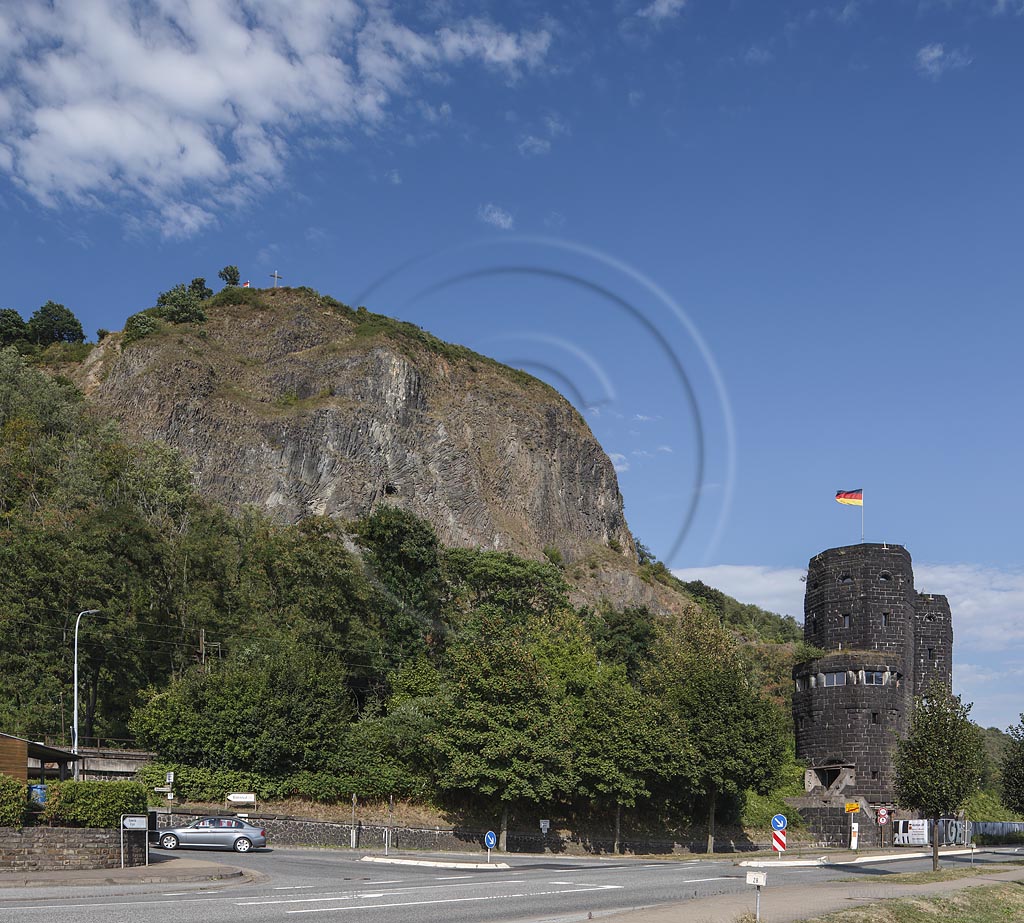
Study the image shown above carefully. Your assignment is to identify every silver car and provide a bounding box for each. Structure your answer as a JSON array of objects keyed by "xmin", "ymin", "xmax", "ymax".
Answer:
[{"xmin": 156, "ymin": 816, "xmax": 268, "ymax": 853}]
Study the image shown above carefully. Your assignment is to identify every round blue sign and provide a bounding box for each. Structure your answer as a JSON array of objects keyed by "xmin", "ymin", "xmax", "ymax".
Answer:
[
  {"xmin": 771, "ymin": 814, "xmax": 787, "ymax": 831},
  {"xmin": 484, "ymin": 830, "xmax": 497, "ymax": 849}
]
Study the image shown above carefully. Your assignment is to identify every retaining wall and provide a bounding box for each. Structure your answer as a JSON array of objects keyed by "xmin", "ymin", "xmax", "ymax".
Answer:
[
  {"xmin": 0, "ymin": 826, "xmax": 147, "ymax": 870},
  {"xmin": 157, "ymin": 811, "xmax": 774, "ymax": 855}
]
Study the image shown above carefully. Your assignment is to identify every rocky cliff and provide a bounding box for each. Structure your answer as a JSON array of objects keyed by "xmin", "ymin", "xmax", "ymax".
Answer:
[{"xmin": 76, "ymin": 288, "xmax": 637, "ymax": 567}]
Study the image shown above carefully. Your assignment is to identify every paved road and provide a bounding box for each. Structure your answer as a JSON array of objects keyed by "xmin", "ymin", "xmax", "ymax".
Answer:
[{"xmin": 1, "ymin": 846, "xmax": 1019, "ymax": 923}]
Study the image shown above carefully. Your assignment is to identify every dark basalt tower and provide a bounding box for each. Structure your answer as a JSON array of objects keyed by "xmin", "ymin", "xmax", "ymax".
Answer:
[{"xmin": 792, "ymin": 543, "xmax": 952, "ymax": 803}]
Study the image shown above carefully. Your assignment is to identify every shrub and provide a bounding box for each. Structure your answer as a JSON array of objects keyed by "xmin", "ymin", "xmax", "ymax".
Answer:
[
  {"xmin": 41, "ymin": 780, "xmax": 147, "ymax": 827},
  {"xmin": 0, "ymin": 773, "xmax": 27, "ymax": 827},
  {"xmin": 154, "ymin": 284, "xmax": 206, "ymax": 324},
  {"xmin": 123, "ymin": 311, "xmax": 162, "ymax": 344},
  {"xmin": 542, "ymin": 545, "xmax": 564, "ymax": 568}
]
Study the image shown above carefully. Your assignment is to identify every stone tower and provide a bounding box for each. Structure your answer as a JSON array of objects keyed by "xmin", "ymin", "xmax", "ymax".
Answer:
[{"xmin": 792, "ymin": 543, "xmax": 952, "ymax": 804}]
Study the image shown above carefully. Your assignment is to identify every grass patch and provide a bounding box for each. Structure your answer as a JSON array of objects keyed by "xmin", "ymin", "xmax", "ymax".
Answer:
[
  {"xmin": 785, "ymin": 882, "xmax": 1024, "ymax": 922},
  {"xmin": 837, "ymin": 867, "xmax": 1014, "ymax": 885}
]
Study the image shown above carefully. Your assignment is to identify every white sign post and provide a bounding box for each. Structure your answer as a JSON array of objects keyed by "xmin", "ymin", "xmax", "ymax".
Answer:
[
  {"xmin": 484, "ymin": 830, "xmax": 497, "ymax": 862},
  {"xmin": 746, "ymin": 870, "xmax": 767, "ymax": 921},
  {"xmin": 850, "ymin": 821, "xmax": 859, "ymax": 851},
  {"xmin": 120, "ymin": 815, "xmax": 149, "ymax": 869}
]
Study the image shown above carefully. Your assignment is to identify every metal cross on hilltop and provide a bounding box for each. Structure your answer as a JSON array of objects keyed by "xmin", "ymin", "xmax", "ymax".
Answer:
[{"xmin": 270, "ymin": 270, "xmax": 283, "ymax": 288}]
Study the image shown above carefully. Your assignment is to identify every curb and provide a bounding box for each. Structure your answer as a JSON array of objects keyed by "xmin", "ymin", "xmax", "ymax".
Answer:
[
  {"xmin": 741, "ymin": 847, "xmax": 977, "ymax": 868},
  {"xmin": 360, "ymin": 856, "xmax": 511, "ymax": 870},
  {"xmin": 0, "ymin": 864, "xmax": 251, "ymax": 889}
]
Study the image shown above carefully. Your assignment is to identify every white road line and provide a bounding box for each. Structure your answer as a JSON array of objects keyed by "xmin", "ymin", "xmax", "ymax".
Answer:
[
  {"xmin": 286, "ymin": 885, "xmax": 624, "ymax": 915},
  {"xmin": 678, "ymin": 877, "xmax": 734, "ymax": 883},
  {"xmin": 435, "ymin": 875, "xmax": 473, "ymax": 879},
  {"xmin": 275, "ymin": 886, "xmax": 316, "ymax": 890}
]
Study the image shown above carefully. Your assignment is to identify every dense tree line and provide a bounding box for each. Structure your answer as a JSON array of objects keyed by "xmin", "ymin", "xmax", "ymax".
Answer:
[{"xmin": 0, "ymin": 345, "xmax": 793, "ymax": 836}]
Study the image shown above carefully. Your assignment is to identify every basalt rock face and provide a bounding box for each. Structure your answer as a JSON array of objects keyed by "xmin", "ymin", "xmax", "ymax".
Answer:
[{"xmin": 77, "ymin": 290, "xmax": 636, "ymax": 565}]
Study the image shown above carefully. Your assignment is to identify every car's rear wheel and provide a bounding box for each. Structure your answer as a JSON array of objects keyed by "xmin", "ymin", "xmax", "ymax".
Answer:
[
  {"xmin": 233, "ymin": 837, "xmax": 253, "ymax": 853},
  {"xmin": 159, "ymin": 833, "xmax": 179, "ymax": 850}
]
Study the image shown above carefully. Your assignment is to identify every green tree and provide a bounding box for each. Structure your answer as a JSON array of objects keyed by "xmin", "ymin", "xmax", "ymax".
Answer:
[
  {"xmin": 188, "ymin": 277, "xmax": 213, "ymax": 300},
  {"xmin": 130, "ymin": 643, "xmax": 354, "ymax": 774},
  {"xmin": 0, "ymin": 310, "xmax": 27, "ymax": 347},
  {"xmin": 354, "ymin": 507, "xmax": 443, "ymax": 660},
  {"xmin": 1001, "ymin": 715, "xmax": 1024, "ymax": 816},
  {"xmin": 894, "ymin": 682, "xmax": 985, "ymax": 870},
  {"xmin": 26, "ymin": 301, "xmax": 85, "ymax": 344},
  {"xmin": 431, "ymin": 616, "xmax": 575, "ymax": 849},
  {"xmin": 644, "ymin": 615, "xmax": 789, "ymax": 852},
  {"xmin": 575, "ymin": 664, "xmax": 679, "ymax": 852},
  {"xmin": 154, "ymin": 284, "xmax": 206, "ymax": 324},
  {"xmin": 218, "ymin": 265, "xmax": 241, "ymax": 287}
]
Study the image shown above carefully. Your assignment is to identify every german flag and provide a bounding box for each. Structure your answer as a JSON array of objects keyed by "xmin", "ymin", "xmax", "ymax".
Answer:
[{"xmin": 835, "ymin": 489, "xmax": 863, "ymax": 506}]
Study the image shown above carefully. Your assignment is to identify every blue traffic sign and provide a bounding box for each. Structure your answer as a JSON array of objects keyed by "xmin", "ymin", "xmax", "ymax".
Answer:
[
  {"xmin": 484, "ymin": 830, "xmax": 497, "ymax": 849},
  {"xmin": 771, "ymin": 814, "xmax": 787, "ymax": 831}
]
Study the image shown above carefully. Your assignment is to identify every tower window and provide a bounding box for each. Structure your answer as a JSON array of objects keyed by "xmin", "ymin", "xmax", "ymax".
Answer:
[
  {"xmin": 882, "ymin": 612, "xmax": 890, "ymax": 627},
  {"xmin": 872, "ymin": 770, "xmax": 879, "ymax": 780},
  {"xmin": 842, "ymin": 614, "xmax": 851, "ymax": 629},
  {"xmin": 879, "ymin": 571, "xmax": 892, "ymax": 582},
  {"xmin": 928, "ymin": 648, "xmax": 935, "ymax": 660},
  {"xmin": 823, "ymin": 671, "xmax": 847, "ymax": 687},
  {"xmin": 864, "ymin": 671, "xmax": 885, "ymax": 685},
  {"xmin": 872, "ymin": 712, "xmax": 880, "ymax": 724},
  {"xmin": 840, "ymin": 574, "xmax": 853, "ymax": 585}
]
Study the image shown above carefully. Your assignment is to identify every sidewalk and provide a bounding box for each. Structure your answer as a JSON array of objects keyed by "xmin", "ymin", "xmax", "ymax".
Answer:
[
  {"xmin": 598, "ymin": 862, "xmax": 1024, "ymax": 923},
  {"xmin": 0, "ymin": 853, "xmax": 252, "ymax": 889}
]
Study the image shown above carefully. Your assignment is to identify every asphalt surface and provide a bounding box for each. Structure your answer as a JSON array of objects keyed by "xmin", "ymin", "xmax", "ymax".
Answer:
[{"xmin": 1, "ymin": 845, "xmax": 1022, "ymax": 923}]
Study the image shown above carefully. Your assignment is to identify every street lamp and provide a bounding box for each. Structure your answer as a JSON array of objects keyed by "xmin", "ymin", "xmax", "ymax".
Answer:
[{"xmin": 73, "ymin": 609, "xmax": 100, "ymax": 780}]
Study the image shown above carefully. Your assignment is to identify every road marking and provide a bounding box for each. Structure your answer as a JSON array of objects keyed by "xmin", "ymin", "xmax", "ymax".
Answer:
[
  {"xmin": 285, "ymin": 885, "xmax": 624, "ymax": 915},
  {"xmin": 678, "ymin": 877, "xmax": 734, "ymax": 883},
  {"xmin": 435, "ymin": 875, "xmax": 473, "ymax": 879},
  {"xmin": 275, "ymin": 886, "xmax": 316, "ymax": 890}
]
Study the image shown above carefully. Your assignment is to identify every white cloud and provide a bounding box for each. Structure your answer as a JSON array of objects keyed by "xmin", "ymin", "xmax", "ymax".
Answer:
[
  {"xmin": 636, "ymin": 0, "xmax": 688, "ymax": 22},
  {"xmin": 628, "ymin": 90, "xmax": 645, "ymax": 107},
  {"xmin": 518, "ymin": 135, "xmax": 551, "ymax": 156},
  {"xmin": 477, "ymin": 201, "xmax": 514, "ymax": 230},
  {"xmin": 609, "ymin": 452, "xmax": 630, "ymax": 473},
  {"xmin": 744, "ymin": 45, "xmax": 774, "ymax": 66},
  {"xmin": 915, "ymin": 43, "xmax": 972, "ymax": 79},
  {"xmin": 0, "ymin": 2, "xmax": 551, "ymax": 237},
  {"xmin": 385, "ymin": 169, "xmax": 402, "ymax": 185},
  {"xmin": 672, "ymin": 564, "xmax": 807, "ymax": 618},
  {"xmin": 657, "ymin": 444, "xmax": 673, "ymax": 453}
]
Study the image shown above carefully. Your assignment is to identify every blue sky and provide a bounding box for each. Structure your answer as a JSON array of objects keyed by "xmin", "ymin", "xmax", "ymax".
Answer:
[{"xmin": 2, "ymin": 0, "xmax": 1022, "ymax": 729}]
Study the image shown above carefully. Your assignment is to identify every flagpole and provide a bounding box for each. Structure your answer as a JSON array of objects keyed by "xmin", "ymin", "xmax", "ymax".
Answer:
[{"xmin": 861, "ymin": 491, "xmax": 865, "ymax": 543}]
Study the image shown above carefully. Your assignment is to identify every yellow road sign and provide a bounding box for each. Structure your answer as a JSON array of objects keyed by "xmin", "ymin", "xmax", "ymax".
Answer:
[{"xmin": 845, "ymin": 802, "xmax": 860, "ymax": 814}]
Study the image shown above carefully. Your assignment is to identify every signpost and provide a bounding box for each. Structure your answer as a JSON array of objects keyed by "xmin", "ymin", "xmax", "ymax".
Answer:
[
  {"xmin": 540, "ymin": 819, "xmax": 550, "ymax": 835},
  {"xmin": 484, "ymin": 830, "xmax": 497, "ymax": 863},
  {"xmin": 120, "ymin": 815, "xmax": 149, "ymax": 869},
  {"xmin": 746, "ymin": 870, "xmax": 767, "ymax": 921},
  {"xmin": 850, "ymin": 822, "xmax": 859, "ymax": 850},
  {"xmin": 845, "ymin": 801, "xmax": 860, "ymax": 814},
  {"xmin": 771, "ymin": 814, "xmax": 786, "ymax": 856}
]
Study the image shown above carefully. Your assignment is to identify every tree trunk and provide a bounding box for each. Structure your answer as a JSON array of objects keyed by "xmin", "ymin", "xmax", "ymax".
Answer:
[
  {"xmin": 499, "ymin": 805, "xmax": 508, "ymax": 852},
  {"xmin": 614, "ymin": 803, "xmax": 622, "ymax": 855},
  {"xmin": 932, "ymin": 816, "xmax": 940, "ymax": 871},
  {"xmin": 706, "ymin": 784, "xmax": 717, "ymax": 854}
]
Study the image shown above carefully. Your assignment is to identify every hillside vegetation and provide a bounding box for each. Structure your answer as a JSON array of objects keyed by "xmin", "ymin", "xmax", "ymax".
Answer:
[{"xmin": 0, "ymin": 331, "xmax": 806, "ymax": 838}]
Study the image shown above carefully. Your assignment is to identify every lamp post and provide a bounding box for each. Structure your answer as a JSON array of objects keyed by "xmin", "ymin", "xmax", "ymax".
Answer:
[{"xmin": 73, "ymin": 609, "xmax": 100, "ymax": 780}]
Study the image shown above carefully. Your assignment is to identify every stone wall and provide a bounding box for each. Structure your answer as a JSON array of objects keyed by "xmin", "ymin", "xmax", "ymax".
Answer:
[
  {"xmin": 0, "ymin": 827, "xmax": 147, "ymax": 870},
  {"xmin": 157, "ymin": 812, "xmax": 773, "ymax": 856}
]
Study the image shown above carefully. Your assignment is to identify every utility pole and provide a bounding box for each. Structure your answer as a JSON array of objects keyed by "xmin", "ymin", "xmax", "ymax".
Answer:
[
  {"xmin": 73, "ymin": 609, "xmax": 100, "ymax": 779},
  {"xmin": 199, "ymin": 628, "xmax": 206, "ymax": 669}
]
